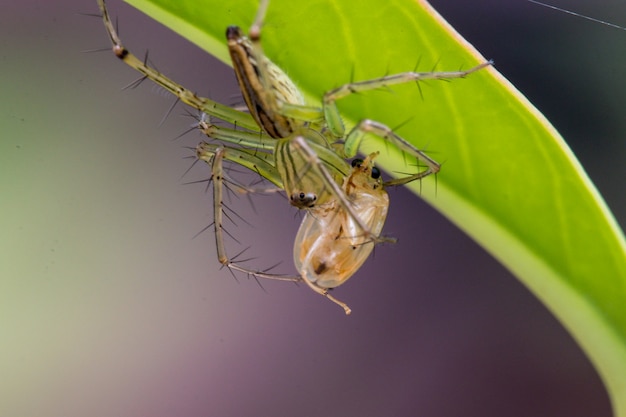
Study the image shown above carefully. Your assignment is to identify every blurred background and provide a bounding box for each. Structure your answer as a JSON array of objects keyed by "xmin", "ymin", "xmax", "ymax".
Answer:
[{"xmin": 1, "ymin": 0, "xmax": 623, "ymax": 416}]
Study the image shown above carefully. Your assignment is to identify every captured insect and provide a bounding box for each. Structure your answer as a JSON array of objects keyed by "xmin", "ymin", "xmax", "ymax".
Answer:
[
  {"xmin": 294, "ymin": 152, "xmax": 390, "ymax": 315},
  {"xmin": 97, "ymin": 0, "xmax": 491, "ymax": 313}
]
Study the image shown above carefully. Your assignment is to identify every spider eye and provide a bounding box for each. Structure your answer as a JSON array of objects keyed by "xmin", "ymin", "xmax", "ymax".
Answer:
[
  {"xmin": 371, "ymin": 167, "xmax": 381, "ymax": 179},
  {"xmin": 351, "ymin": 158, "xmax": 363, "ymax": 168},
  {"xmin": 290, "ymin": 192, "xmax": 317, "ymax": 208}
]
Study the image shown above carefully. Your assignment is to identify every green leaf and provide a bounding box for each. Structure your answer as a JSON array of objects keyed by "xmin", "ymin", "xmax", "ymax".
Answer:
[{"xmin": 122, "ymin": 0, "xmax": 626, "ymax": 411}]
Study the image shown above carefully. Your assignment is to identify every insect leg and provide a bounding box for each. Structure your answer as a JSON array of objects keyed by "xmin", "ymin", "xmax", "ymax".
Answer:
[{"xmin": 298, "ymin": 275, "xmax": 353, "ymax": 315}]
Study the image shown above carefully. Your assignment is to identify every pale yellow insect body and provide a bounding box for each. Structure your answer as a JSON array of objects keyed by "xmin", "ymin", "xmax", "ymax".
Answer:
[{"xmin": 294, "ymin": 152, "xmax": 388, "ymax": 294}]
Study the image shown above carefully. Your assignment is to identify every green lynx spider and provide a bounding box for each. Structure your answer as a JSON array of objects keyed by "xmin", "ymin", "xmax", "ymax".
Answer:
[{"xmin": 97, "ymin": 0, "xmax": 490, "ymax": 313}]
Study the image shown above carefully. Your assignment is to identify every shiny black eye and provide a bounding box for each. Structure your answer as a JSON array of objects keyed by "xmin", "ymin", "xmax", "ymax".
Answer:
[
  {"xmin": 351, "ymin": 158, "xmax": 363, "ymax": 168},
  {"xmin": 371, "ymin": 167, "xmax": 381, "ymax": 179},
  {"xmin": 290, "ymin": 192, "xmax": 317, "ymax": 208}
]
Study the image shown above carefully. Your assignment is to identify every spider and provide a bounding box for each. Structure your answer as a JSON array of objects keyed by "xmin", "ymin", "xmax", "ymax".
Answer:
[{"xmin": 96, "ymin": 0, "xmax": 491, "ymax": 313}]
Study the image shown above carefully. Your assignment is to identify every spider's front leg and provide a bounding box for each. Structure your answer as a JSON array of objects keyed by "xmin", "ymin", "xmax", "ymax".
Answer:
[
  {"xmin": 96, "ymin": 0, "xmax": 260, "ymax": 131},
  {"xmin": 322, "ymin": 61, "xmax": 493, "ymax": 139}
]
